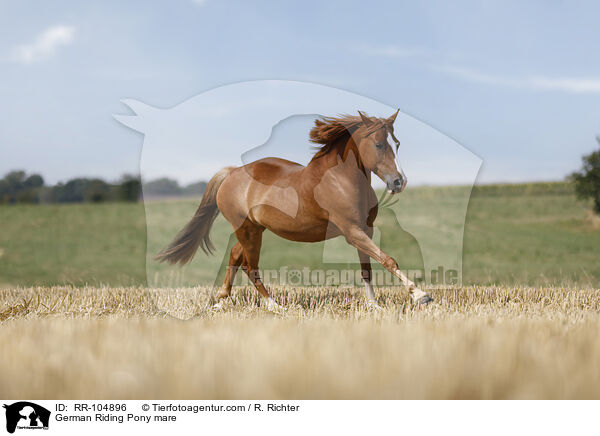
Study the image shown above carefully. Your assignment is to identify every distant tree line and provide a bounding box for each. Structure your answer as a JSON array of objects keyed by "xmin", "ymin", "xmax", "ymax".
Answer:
[
  {"xmin": 142, "ymin": 178, "xmax": 207, "ymax": 198},
  {"xmin": 0, "ymin": 171, "xmax": 142, "ymax": 204},
  {"xmin": 0, "ymin": 171, "xmax": 208, "ymax": 205}
]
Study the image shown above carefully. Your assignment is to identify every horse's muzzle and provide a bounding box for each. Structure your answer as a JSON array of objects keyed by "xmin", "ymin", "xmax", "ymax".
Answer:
[{"xmin": 387, "ymin": 176, "xmax": 406, "ymax": 194}]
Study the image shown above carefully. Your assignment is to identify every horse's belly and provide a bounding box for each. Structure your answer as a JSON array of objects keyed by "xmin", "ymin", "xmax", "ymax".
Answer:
[
  {"xmin": 268, "ymin": 224, "xmax": 339, "ymax": 242},
  {"xmin": 251, "ymin": 205, "xmax": 337, "ymax": 242}
]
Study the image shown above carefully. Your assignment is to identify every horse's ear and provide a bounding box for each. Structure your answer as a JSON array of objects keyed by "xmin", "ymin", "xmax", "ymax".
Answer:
[
  {"xmin": 358, "ymin": 111, "xmax": 373, "ymax": 126},
  {"xmin": 387, "ymin": 108, "xmax": 399, "ymax": 125}
]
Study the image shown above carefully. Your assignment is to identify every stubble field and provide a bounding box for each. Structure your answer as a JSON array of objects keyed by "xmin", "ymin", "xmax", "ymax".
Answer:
[{"xmin": 2, "ymin": 284, "xmax": 600, "ymax": 399}]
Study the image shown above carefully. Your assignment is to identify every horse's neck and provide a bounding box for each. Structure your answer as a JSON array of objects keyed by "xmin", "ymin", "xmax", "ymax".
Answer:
[{"xmin": 305, "ymin": 136, "xmax": 371, "ymax": 183}]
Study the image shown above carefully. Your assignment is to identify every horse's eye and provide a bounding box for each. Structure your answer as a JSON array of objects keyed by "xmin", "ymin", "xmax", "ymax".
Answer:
[{"xmin": 376, "ymin": 142, "xmax": 385, "ymax": 149}]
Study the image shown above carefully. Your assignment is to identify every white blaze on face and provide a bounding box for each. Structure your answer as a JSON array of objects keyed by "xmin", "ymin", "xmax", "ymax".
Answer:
[
  {"xmin": 388, "ymin": 131, "xmax": 407, "ymax": 189},
  {"xmin": 398, "ymin": 164, "xmax": 407, "ymax": 190},
  {"xmin": 397, "ymin": 161, "xmax": 406, "ymax": 180},
  {"xmin": 387, "ymin": 160, "xmax": 404, "ymax": 194}
]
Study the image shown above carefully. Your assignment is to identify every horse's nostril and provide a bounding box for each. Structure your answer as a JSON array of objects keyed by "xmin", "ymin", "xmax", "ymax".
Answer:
[{"xmin": 394, "ymin": 179, "xmax": 402, "ymax": 186}]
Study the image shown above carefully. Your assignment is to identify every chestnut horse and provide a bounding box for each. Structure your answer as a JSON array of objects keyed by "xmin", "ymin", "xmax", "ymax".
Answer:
[{"xmin": 156, "ymin": 110, "xmax": 432, "ymax": 310}]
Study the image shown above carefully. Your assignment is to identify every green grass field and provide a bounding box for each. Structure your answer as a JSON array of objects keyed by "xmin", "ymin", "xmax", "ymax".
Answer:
[{"xmin": 0, "ymin": 182, "xmax": 598, "ymax": 288}]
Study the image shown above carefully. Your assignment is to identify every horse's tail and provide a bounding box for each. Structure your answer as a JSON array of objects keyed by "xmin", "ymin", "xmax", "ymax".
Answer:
[{"xmin": 155, "ymin": 166, "xmax": 237, "ymax": 265}]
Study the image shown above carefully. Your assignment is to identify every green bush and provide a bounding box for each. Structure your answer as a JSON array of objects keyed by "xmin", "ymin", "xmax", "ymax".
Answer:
[{"xmin": 570, "ymin": 137, "xmax": 600, "ymax": 214}]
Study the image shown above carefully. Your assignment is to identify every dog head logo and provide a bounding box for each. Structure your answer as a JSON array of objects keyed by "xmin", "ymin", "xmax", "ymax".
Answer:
[{"xmin": 3, "ymin": 402, "xmax": 50, "ymax": 433}]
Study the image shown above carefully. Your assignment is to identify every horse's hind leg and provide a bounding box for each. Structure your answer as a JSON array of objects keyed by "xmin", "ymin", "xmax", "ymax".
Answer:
[
  {"xmin": 216, "ymin": 241, "xmax": 244, "ymax": 300},
  {"xmin": 235, "ymin": 220, "xmax": 284, "ymax": 312}
]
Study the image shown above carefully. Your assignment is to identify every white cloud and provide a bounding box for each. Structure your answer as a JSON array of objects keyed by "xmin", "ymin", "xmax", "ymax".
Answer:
[
  {"xmin": 438, "ymin": 65, "xmax": 600, "ymax": 94},
  {"xmin": 13, "ymin": 25, "xmax": 75, "ymax": 64},
  {"xmin": 436, "ymin": 65, "xmax": 518, "ymax": 87},
  {"xmin": 361, "ymin": 44, "xmax": 600, "ymax": 94},
  {"xmin": 530, "ymin": 76, "xmax": 600, "ymax": 93}
]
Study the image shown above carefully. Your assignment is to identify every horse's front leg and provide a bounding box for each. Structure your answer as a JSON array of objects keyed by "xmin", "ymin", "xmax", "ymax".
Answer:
[{"xmin": 344, "ymin": 226, "xmax": 432, "ymax": 305}]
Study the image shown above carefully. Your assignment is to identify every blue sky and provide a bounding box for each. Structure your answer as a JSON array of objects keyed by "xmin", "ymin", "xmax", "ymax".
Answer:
[{"xmin": 1, "ymin": 0, "xmax": 600, "ymax": 185}]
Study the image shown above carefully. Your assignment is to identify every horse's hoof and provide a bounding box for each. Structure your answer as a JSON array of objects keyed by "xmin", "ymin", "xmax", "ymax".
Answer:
[
  {"xmin": 416, "ymin": 295, "xmax": 433, "ymax": 305},
  {"xmin": 261, "ymin": 297, "xmax": 286, "ymax": 313},
  {"xmin": 366, "ymin": 301, "xmax": 383, "ymax": 311},
  {"xmin": 211, "ymin": 301, "xmax": 225, "ymax": 311}
]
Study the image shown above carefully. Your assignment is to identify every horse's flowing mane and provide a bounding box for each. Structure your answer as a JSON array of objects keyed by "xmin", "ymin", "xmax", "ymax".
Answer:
[{"xmin": 309, "ymin": 114, "xmax": 387, "ymax": 159}]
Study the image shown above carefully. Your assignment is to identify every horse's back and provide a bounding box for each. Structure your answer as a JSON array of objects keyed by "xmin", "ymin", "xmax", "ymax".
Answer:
[{"xmin": 240, "ymin": 157, "xmax": 304, "ymax": 185}]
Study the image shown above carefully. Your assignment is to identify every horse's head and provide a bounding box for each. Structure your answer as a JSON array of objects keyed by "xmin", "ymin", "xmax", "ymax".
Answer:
[{"xmin": 355, "ymin": 110, "xmax": 406, "ymax": 194}]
